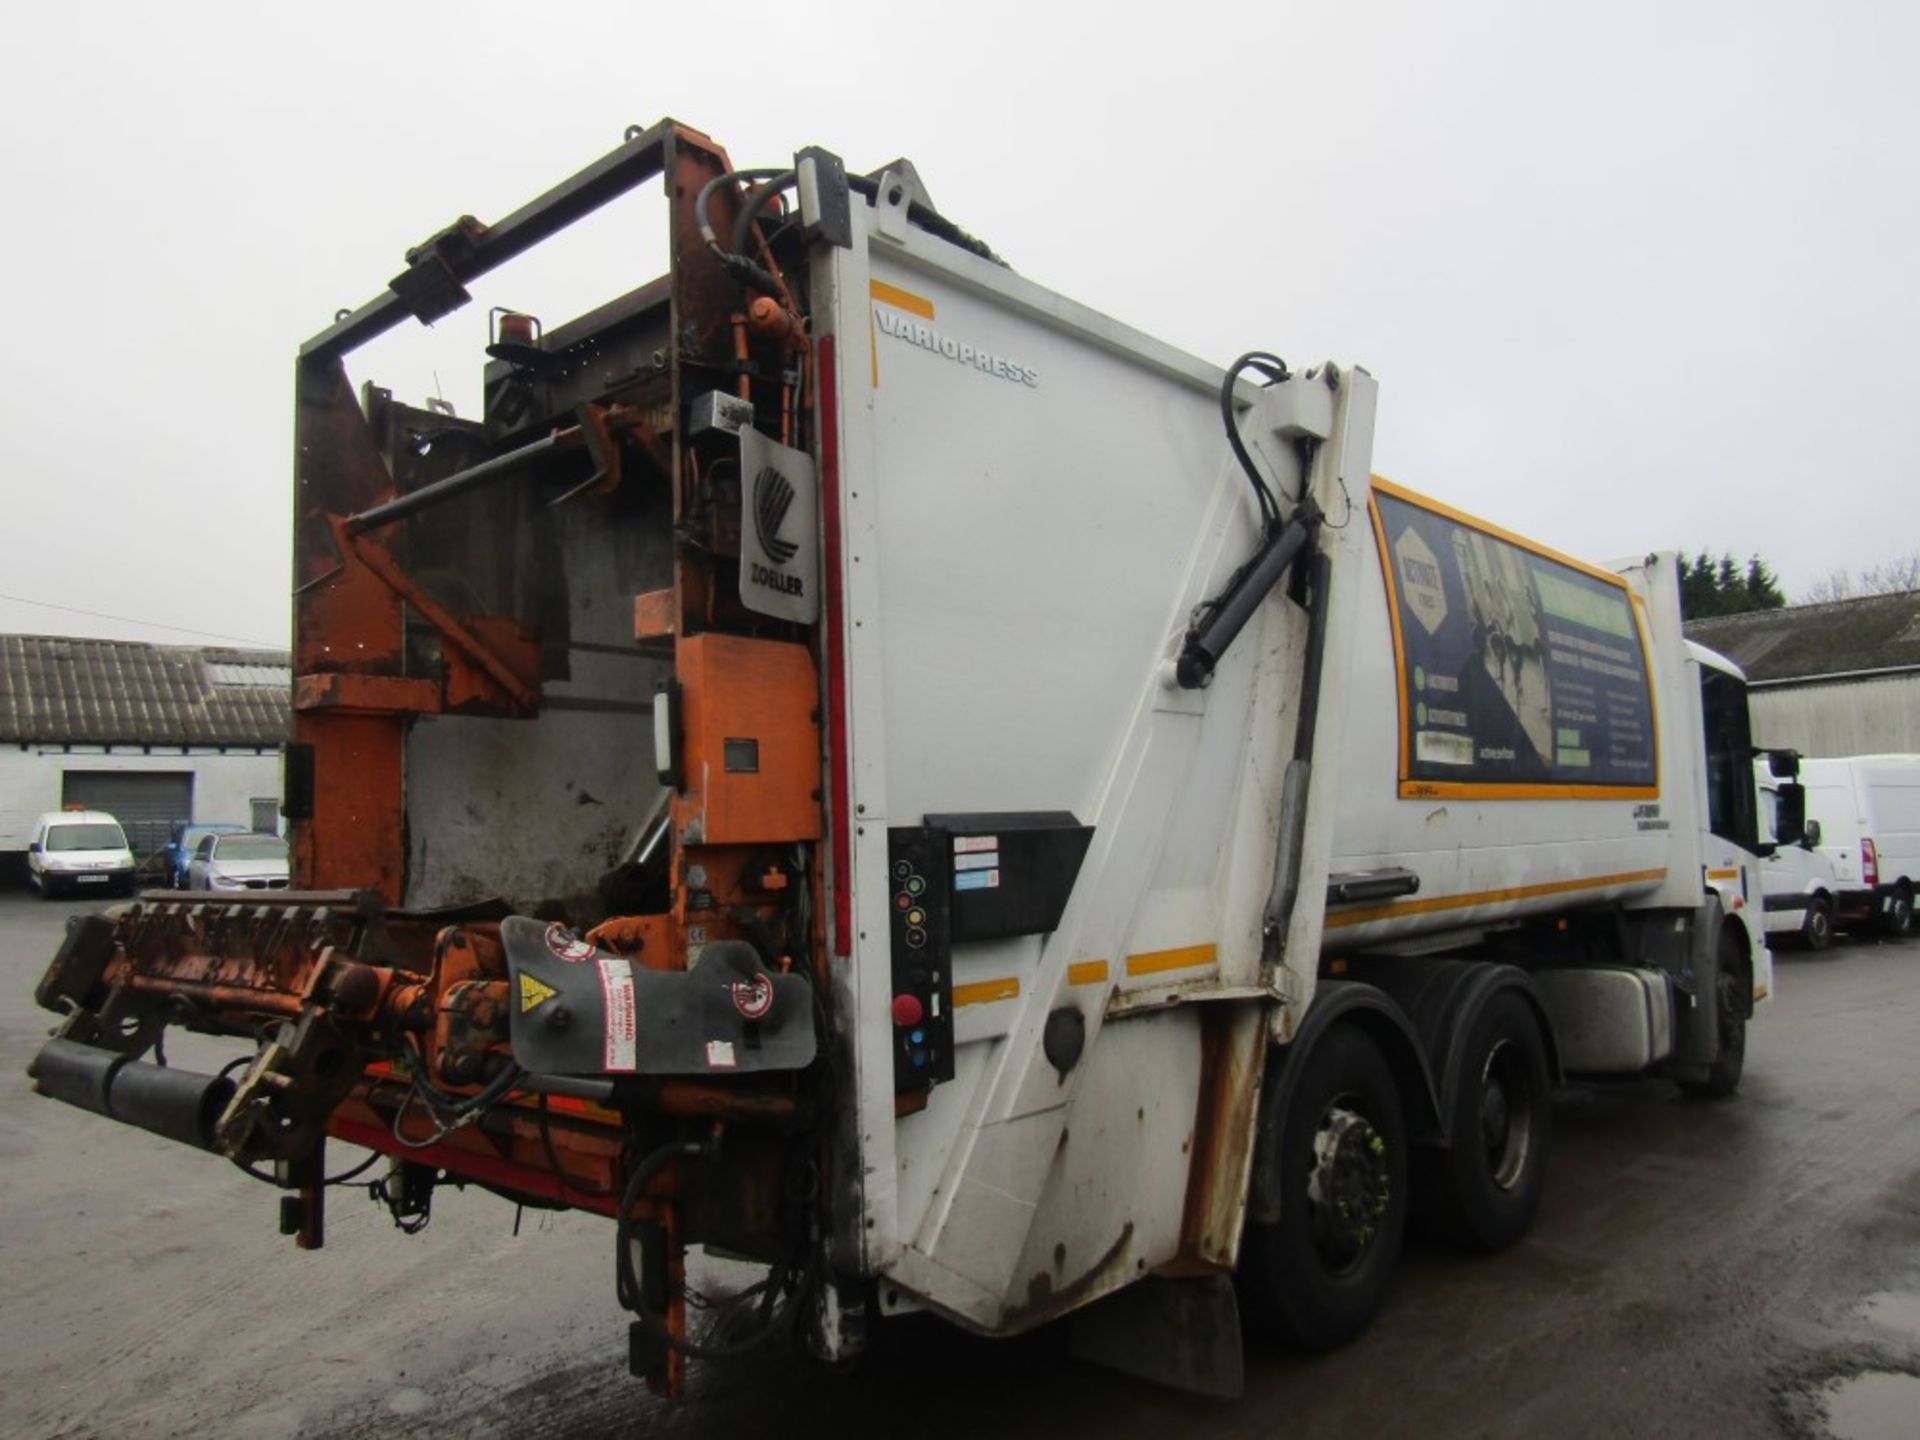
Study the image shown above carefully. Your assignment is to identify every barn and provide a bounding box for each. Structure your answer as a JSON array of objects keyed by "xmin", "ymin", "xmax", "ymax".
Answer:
[
  {"xmin": 0, "ymin": 634, "xmax": 290, "ymax": 883},
  {"xmin": 1683, "ymin": 590, "xmax": 1920, "ymax": 756}
]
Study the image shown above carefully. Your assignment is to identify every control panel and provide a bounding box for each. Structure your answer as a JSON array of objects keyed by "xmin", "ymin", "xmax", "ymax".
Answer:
[{"xmin": 887, "ymin": 827, "xmax": 955, "ymax": 1093}]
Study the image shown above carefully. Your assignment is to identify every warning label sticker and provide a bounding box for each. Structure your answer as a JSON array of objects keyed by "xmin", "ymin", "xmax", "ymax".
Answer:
[
  {"xmin": 954, "ymin": 851, "xmax": 999, "ymax": 872},
  {"xmin": 519, "ymin": 972, "xmax": 559, "ymax": 1014},
  {"xmin": 706, "ymin": 1040, "xmax": 738, "ymax": 1069},
  {"xmin": 597, "ymin": 958, "xmax": 637, "ymax": 1072},
  {"xmin": 953, "ymin": 835, "xmax": 998, "ymax": 854},
  {"xmin": 545, "ymin": 923, "xmax": 595, "ymax": 963},
  {"xmin": 955, "ymin": 870, "xmax": 1000, "ymax": 892}
]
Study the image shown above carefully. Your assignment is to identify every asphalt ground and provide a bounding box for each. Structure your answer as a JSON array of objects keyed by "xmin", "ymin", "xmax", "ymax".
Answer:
[{"xmin": 1, "ymin": 889, "xmax": 1915, "ymax": 1439}]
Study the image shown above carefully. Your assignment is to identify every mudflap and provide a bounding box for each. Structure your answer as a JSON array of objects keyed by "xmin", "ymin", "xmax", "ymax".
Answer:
[
  {"xmin": 500, "ymin": 916, "xmax": 815, "ymax": 1076},
  {"xmin": 1067, "ymin": 1274, "xmax": 1245, "ymax": 1400}
]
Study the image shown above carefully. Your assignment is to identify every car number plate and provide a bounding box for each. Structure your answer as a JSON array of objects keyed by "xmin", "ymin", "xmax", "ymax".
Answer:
[{"xmin": 76, "ymin": 875, "xmax": 109, "ymax": 884}]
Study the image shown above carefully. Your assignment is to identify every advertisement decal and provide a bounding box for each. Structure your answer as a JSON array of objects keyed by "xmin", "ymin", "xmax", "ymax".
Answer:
[{"xmin": 1370, "ymin": 480, "xmax": 1658, "ymax": 799}]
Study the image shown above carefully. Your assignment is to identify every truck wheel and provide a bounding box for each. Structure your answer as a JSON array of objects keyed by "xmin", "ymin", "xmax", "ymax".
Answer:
[
  {"xmin": 1416, "ymin": 992, "xmax": 1552, "ymax": 1252},
  {"xmin": 1682, "ymin": 929, "xmax": 1748, "ymax": 1099},
  {"xmin": 1881, "ymin": 883, "xmax": 1914, "ymax": 938},
  {"xmin": 1801, "ymin": 895, "xmax": 1833, "ymax": 951},
  {"xmin": 1240, "ymin": 1024, "xmax": 1407, "ymax": 1351}
]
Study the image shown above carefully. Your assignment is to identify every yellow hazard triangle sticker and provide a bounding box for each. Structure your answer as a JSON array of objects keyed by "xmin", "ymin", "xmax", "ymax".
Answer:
[{"xmin": 519, "ymin": 972, "xmax": 559, "ymax": 1013}]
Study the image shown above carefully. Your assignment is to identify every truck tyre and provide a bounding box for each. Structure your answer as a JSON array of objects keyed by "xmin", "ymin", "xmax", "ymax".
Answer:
[
  {"xmin": 1881, "ymin": 883, "xmax": 1914, "ymax": 938},
  {"xmin": 1416, "ymin": 992, "xmax": 1552, "ymax": 1252},
  {"xmin": 1800, "ymin": 895, "xmax": 1833, "ymax": 951},
  {"xmin": 1682, "ymin": 929, "xmax": 1748, "ymax": 1099},
  {"xmin": 1240, "ymin": 1024, "xmax": 1407, "ymax": 1351}
]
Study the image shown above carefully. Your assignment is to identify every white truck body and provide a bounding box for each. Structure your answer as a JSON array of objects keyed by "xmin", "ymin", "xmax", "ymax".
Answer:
[{"xmin": 810, "ymin": 177, "xmax": 1772, "ymax": 1334}]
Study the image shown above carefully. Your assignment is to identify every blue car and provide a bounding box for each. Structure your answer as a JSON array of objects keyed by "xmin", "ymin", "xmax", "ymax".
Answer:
[{"xmin": 161, "ymin": 821, "xmax": 251, "ymax": 889}]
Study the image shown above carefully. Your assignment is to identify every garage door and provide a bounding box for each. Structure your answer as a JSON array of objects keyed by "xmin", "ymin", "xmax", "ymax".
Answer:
[{"xmin": 61, "ymin": 772, "xmax": 194, "ymax": 860}]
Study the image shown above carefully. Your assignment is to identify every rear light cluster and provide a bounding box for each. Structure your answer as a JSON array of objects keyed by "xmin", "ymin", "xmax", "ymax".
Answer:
[{"xmin": 1862, "ymin": 838, "xmax": 1879, "ymax": 887}]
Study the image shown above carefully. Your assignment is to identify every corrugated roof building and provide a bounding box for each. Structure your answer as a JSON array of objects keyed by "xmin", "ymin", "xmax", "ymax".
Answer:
[
  {"xmin": 2, "ymin": 635, "xmax": 290, "ymax": 867},
  {"xmin": 1685, "ymin": 592, "xmax": 1920, "ymax": 756},
  {"xmin": 0, "ymin": 635, "xmax": 289, "ymax": 747}
]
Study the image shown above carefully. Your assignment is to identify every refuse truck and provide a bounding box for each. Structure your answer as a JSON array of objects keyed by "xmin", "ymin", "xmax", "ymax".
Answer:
[{"xmin": 27, "ymin": 120, "xmax": 1788, "ymax": 1400}]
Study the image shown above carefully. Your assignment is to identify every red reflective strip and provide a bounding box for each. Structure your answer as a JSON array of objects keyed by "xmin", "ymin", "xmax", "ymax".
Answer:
[{"xmin": 818, "ymin": 334, "xmax": 853, "ymax": 958}]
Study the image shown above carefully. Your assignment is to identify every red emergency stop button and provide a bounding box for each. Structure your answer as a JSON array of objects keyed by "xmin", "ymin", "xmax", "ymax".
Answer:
[{"xmin": 891, "ymin": 993, "xmax": 925, "ymax": 1027}]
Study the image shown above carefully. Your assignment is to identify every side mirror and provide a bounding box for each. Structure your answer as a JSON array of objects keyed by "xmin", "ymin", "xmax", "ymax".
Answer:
[
  {"xmin": 1765, "ymin": 749, "xmax": 1801, "ymax": 779},
  {"xmin": 1773, "ymin": 781, "xmax": 1808, "ymax": 847},
  {"xmin": 28, "ymin": 841, "xmax": 40, "ymax": 855},
  {"xmin": 1803, "ymin": 818, "xmax": 1822, "ymax": 849}
]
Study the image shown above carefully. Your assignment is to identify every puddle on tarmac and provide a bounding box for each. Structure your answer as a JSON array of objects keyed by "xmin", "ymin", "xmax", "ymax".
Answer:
[
  {"xmin": 1823, "ymin": 1371, "xmax": 1920, "ymax": 1440},
  {"xmin": 1856, "ymin": 1292, "xmax": 1920, "ymax": 1342}
]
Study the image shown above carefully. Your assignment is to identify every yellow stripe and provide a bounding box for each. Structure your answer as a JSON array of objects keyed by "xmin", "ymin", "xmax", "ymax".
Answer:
[
  {"xmin": 1399, "ymin": 780, "xmax": 1660, "ymax": 802},
  {"xmin": 953, "ymin": 977, "xmax": 1019, "ymax": 1007},
  {"xmin": 1124, "ymin": 944, "xmax": 1217, "ymax": 978},
  {"xmin": 1067, "ymin": 959, "xmax": 1110, "ymax": 986},
  {"xmin": 1324, "ymin": 868, "xmax": 1667, "ymax": 930},
  {"xmin": 870, "ymin": 279, "xmax": 935, "ymax": 319},
  {"xmin": 1368, "ymin": 486, "xmax": 1414, "ymax": 782},
  {"xmin": 1706, "ymin": 868, "xmax": 1739, "ymax": 881},
  {"xmin": 1630, "ymin": 594, "xmax": 1662, "ymax": 785},
  {"xmin": 1754, "ymin": 985, "xmax": 1771, "ymax": 1000}
]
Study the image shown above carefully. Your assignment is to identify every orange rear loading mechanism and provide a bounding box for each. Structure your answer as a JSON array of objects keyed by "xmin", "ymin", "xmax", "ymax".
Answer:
[{"xmin": 30, "ymin": 122, "xmax": 842, "ymax": 1399}]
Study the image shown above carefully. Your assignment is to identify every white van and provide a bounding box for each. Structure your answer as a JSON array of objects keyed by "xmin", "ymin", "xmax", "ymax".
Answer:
[
  {"xmin": 1799, "ymin": 756, "xmax": 1920, "ymax": 936},
  {"xmin": 25, "ymin": 810, "xmax": 137, "ymax": 899},
  {"xmin": 1755, "ymin": 758, "xmax": 1841, "ymax": 949}
]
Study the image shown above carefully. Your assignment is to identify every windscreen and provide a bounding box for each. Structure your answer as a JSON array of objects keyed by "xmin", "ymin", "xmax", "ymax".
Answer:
[
  {"xmin": 47, "ymin": 824, "xmax": 127, "ymax": 852},
  {"xmin": 1701, "ymin": 667, "xmax": 1757, "ymax": 850},
  {"xmin": 216, "ymin": 835, "xmax": 288, "ymax": 861}
]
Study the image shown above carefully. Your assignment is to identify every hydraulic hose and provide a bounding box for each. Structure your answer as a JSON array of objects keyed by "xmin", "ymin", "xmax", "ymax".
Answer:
[
  {"xmin": 1219, "ymin": 351, "xmax": 1293, "ymax": 526},
  {"xmin": 695, "ymin": 168, "xmax": 789, "ymax": 299},
  {"xmin": 842, "ymin": 173, "xmax": 1003, "ymax": 264},
  {"xmin": 614, "ymin": 1138, "xmax": 810, "ymax": 1360},
  {"xmin": 731, "ymin": 171, "xmax": 797, "ymax": 260}
]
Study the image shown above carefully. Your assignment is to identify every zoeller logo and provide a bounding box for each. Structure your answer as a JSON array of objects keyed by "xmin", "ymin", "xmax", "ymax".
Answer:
[
  {"xmin": 737, "ymin": 429, "xmax": 817, "ymax": 624},
  {"xmin": 753, "ymin": 465, "xmax": 799, "ymax": 565}
]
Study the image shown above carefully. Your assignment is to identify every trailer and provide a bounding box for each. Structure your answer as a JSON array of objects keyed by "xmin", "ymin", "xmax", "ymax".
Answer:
[{"xmin": 26, "ymin": 122, "xmax": 1783, "ymax": 1398}]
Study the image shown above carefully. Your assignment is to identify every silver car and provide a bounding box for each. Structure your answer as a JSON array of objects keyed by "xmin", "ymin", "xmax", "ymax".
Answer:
[{"xmin": 186, "ymin": 832, "xmax": 291, "ymax": 892}]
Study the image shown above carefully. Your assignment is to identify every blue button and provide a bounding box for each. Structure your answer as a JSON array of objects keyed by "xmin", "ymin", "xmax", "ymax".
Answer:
[
  {"xmin": 911, "ymin": 1051, "xmax": 928, "ymax": 1067},
  {"xmin": 911, "ymin": 1029, "xmax": 924, "ymax": 1044}
]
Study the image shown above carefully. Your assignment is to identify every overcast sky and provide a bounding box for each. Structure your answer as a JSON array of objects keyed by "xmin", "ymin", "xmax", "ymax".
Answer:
[{"xmin": 2, "ymin": 0, "xmax": 1912, "ymax": 649}]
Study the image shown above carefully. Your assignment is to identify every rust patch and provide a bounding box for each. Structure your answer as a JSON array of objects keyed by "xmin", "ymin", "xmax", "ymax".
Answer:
[
  {"xmin": 1177, "ymin": 1005, "xmax": 1269, "ymax": 1268},
  {"xmin": 1005, "ymin": 1221, "xmax": 1135, "ymax": 1329}
]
